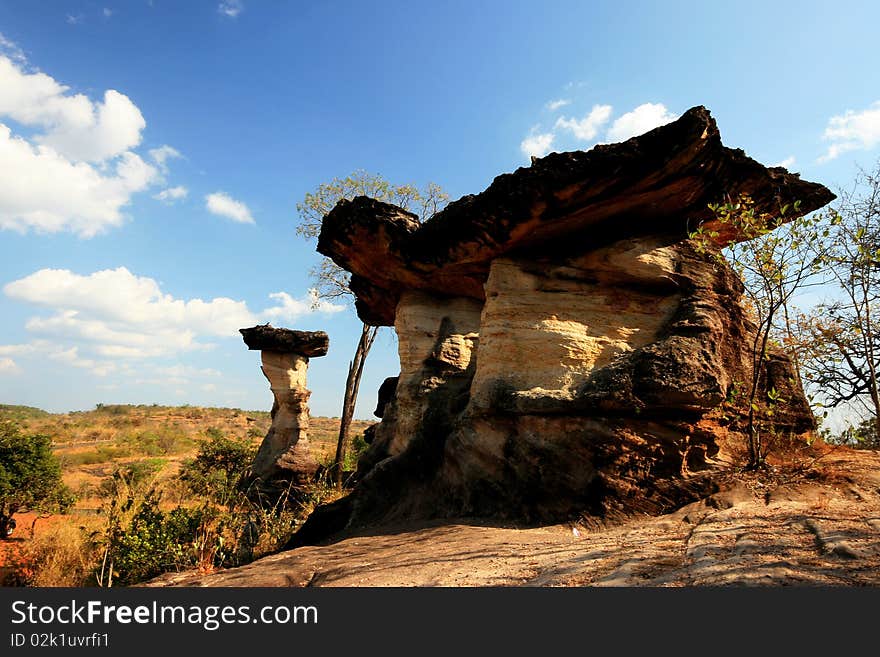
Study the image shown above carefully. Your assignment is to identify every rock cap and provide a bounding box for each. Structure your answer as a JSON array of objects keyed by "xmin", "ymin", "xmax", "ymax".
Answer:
[
  {"xmin": 240, "ymin": 325, "xmax": 329, "ymax": 357},
  {"xmin": 317, "ymin": 106, "xmax": 835, "ymax": 326}
]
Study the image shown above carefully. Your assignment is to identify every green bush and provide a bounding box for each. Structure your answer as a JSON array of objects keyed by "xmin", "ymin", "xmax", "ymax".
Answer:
[
  {"xmin": 0, "ymin": 421, "xmax": 74, "ymax": 537},
  {"xmin": 180, "ymin": 429, "xmax": 256, "ymax": 508},
  {"xmin": 97, "ymin": 459, "xmax": 166, "ymax": 498},
  {"xmin": 84, "ymin": 428, "xmax": 310, "ymax": 585},
  {"xmin": 92, "ymin": 486, "xmax": 209, "ymax": 586},
  {"xmin": 821, "ymin": 417, "xmax": 880, "ymax": 449},
  {"xmin": 343, "ymin": 433, "xmax": 370, "ymax": 472}
]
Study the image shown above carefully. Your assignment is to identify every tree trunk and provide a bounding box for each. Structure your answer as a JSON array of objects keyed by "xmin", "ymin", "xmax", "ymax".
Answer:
[
  {"xmin": 861, "ymin": 307, "xmax": 880, "ymax": 443},
  {"xmin": 332, "ymin": 322, "xmax": 378, "ymax": 489},
  {"xmin": 746, "ymin": 315, "xmax": 775, "ymax": 469}
]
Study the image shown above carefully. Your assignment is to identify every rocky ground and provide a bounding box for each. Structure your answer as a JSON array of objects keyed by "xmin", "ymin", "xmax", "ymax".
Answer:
[{"xmin": 149, "ymin": 446, "xmax": 880, "ymax": 587}]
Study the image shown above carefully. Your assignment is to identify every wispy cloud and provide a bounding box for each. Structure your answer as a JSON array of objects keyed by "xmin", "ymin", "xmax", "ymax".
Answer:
[
  {"xmin": 148, "ymin": 144, "xmax": 183, "ymax": 173},
  {"xmin": 218, "ymin": 1, "xmax": 243, "ymax": 18},
  {"xmin": 519, "ymin": 101, "xmax": 677, "ymax": 162},
  {"xmin": 0, "ymin": 341, "xmax": 114, "ymax": 376},
  {"xmin": 205, "ymin": 191, "xmax": 254, "ymax": 224},
  {"xmin": 0, "ymin": 357, "xmax": 20, "ymax": 375},
  {"xmin": 0, "ymin": 33, "xmax": 26, "ymax": 63},
  {"xmin": 545, "ymin": 98, "xmax": 571, "ymax": 111},
  {"xmin": 818, "ymin": 101, "xmax": 880, "ymax": 163},
  {"xmin": 262, "ymin": 290, "xmax": 345, "ymax": 321},
  {"xmin": 153, "ymin": 186, "xmax": 188, "ymax": 204}
]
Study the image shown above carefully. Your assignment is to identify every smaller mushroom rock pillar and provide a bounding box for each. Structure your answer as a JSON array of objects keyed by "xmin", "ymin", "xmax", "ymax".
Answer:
[{"xmin": 240, "ymin": 325, "xmax": 329, "ymax": 487}]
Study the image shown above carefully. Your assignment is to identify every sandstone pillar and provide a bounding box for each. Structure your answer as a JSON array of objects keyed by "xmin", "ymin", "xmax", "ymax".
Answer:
[{"xmin": 240, "ymin": 325, "xmax": 329, "ymax": 488}]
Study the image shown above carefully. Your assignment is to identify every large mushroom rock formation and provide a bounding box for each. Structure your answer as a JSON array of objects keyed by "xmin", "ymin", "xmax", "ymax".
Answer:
[
  {"xmin": 240, "ymin": 325, "xmax": 329, "ymax": 490},
  {"xmin": 289, "ymin": 106, "xmax": 834, "ymax": 547}
]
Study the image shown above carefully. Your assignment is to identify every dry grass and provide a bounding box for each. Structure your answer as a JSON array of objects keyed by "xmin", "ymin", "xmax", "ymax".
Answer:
[
  {"xmin": 0, "ymin": 403, "xmax": 375, "ymax": 586},
  {"xmin": 20, "ymin": 519, "xmax": 103, "ymax": 586},
  {"xmin": 1, "ymin": 513, "xmax": 104, "ymax": 586}
]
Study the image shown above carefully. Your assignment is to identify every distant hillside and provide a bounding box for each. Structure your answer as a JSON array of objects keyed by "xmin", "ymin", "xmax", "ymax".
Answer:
[
  {"xmin": 0, "ymin": 403, "xmax": 375, "ymax": 507},
  {"xmin": 0, "ymin": 403, "xmax": 373, "ymax": 450},
  {"xmin": 0, "ymin": 403, "xmax": 51, "ymax": 422}
]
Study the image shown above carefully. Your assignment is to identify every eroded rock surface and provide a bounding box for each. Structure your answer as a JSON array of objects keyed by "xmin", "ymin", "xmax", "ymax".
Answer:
[
  {"xmin": 149, "ymin": 449, "xmax": 880, "ymax": 587},
  {"xmin": 292, "ymin": 106, "xmax": 834, "ymax": 546},
  {"xmin": 241, "ymin": 326, "xmax": 329, "ymax": 490}
]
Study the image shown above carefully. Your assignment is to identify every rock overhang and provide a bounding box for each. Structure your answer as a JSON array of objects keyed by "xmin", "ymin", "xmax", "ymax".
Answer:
[
  {"xmin": 240, "ymin": 325, "xmax": 330, "ymax": 357},
  {"xmin": 317, "ymin": 106, "xmax": 835, "ymax": 326}
]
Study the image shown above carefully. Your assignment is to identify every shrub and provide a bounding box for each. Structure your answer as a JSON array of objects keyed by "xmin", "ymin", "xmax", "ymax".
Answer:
[
  {"xmin": 343, "ymin": 432, "xmax": 370, "ymax": 472},
  {"xmin": 0, "ymin": 421, "xmax": 74, "ymax": 538},
  {"xmin": 180, "ymin": 429, "xmax": 256, "ymax": 508},
  {"xmin": 10, "ymin": 519, "xmax": 103, "ymax": 587},
  {"xmin": 821, "ymin": 418, "xmax": 880, "ymax": 449},
  {"xmin": 92, "ymin": 486, "xmax": 209, "ymax": 586}
]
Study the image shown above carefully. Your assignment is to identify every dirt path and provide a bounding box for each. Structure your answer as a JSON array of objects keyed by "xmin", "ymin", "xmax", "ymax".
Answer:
[{"xmin": 149, "ymin": 449, "xmax": 880, "ymax": 587}]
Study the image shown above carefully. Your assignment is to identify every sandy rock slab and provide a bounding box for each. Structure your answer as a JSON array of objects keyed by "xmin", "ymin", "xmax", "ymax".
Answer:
[{"xmin": 148, "ymin": 449, "xmax": 880, "ymax": 587}]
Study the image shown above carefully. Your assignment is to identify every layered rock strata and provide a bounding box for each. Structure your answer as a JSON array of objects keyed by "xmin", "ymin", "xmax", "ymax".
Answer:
[
  {"xmin": 289, "ymin": 106, "xmax": 834, "ymax": 546},
  {"xmin": 240, "ymin": 325, "xmax": 329, "ymax": 490}
]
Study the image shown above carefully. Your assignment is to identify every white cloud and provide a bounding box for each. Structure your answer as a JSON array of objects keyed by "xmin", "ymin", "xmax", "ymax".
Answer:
[
  {"xmin": 521, "ymin": 101, "xmax": 674, "ymax": 160},
  {"xmin": 218, "ymin": 1, "xmax": 243, "ymax": 18},
  {"xmin": 103, "ymin": 8, "xmax": 114, "ymax": 18},
  {"xmin": 5, "ymin": 267, "xmax": 256, "ymax": 341},
  {"xmin": 0, "ymin": 126, "xmax": 158, "ymax": 237},
  {"xmin": 0, "ymin": 57, "xmax": 146, "ymax": 162},
  {"xmin": 606, "ymin": 103, "xmax": 677, "ymax": 143},
  {"xmin": 134, "ymin": 365, "xmax": 221, "ymax": 388},
  {"xmin": 0, "ymin": 47, "xmax": 166, "ymax": 236},
  {"xmin": 148, "ymin": 144, "xmax": 182, "ymax": 172},
  {"xmin": 520, "ymin": 132, "xmax": 555, "ymax": 159},
  {"xmin": 205, "ymin": 191, "xmax": 254, "ymax": 224},
  {"xmin": 555, "ymin": 104, "xmax": 613, "ymax": 141},
  {"xmin": 0, "ymin": 357, "xmax": 20, "ymax": 374},
  {"xmin": 48, "ymin": 345, "xmax": 116, "ymax": 376},
  {"xmin": 545, "ymin": 98, "xmax": 571, "ymax": 111},
  {"xmin": 24, "ymin": 311, "xmax": 204, "ymax": 359},
  {"xmin": 155, "ymin": 364, "xmax": 221, "ymax": 379},
  {"xmin": 2, "ymin": 267, "xmax": 345, "ymax": 366},
  {"xmin": 153, "ymin": 185, "xmax": 188, "ymax": 203},
  {"xmin": 0, "ymin": 33, "xmax": 26, "ymax": 63},
  {"xmin": 66, "ymin": 14, "xmax": 84, "ymax": 25},
  {"xmin": 0, "ymin": 345, "xmax": 28, "ymax": 356},
  {"xmin": 39, "ymin": 90, "xmax": 145, "ymax": 162},
  {"xmin": 773, "ymin": 156, "xmax": 796, "ymax": 169},
  {"xmin": 262, "ymin": 290, "xmax": 345, "ymax": 323},
  {"xmin": 819, "ymin": 101, "xmax": 880, "ymax": 163},
  {"xmin": 0, "ymin": 340, "xmax": 113, "ymax": 376}
]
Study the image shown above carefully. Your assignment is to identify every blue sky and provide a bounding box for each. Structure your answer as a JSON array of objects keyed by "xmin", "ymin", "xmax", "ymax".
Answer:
[{"xmin": 0, "ymin": 1, "xmax": 879, "ymax": 418}]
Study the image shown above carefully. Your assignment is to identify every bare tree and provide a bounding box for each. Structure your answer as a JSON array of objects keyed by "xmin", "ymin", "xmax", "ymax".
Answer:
[
  {"xmin": 798, "ymin": 163, "xmax": 880, "ymax": 441},
  {"xmin": 691, "ymin": 196, "xmax": 827, "ymax": 468},
  {"xmin": 296, "ymin": 171, "xmax": 449, "ymax": 488}
]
